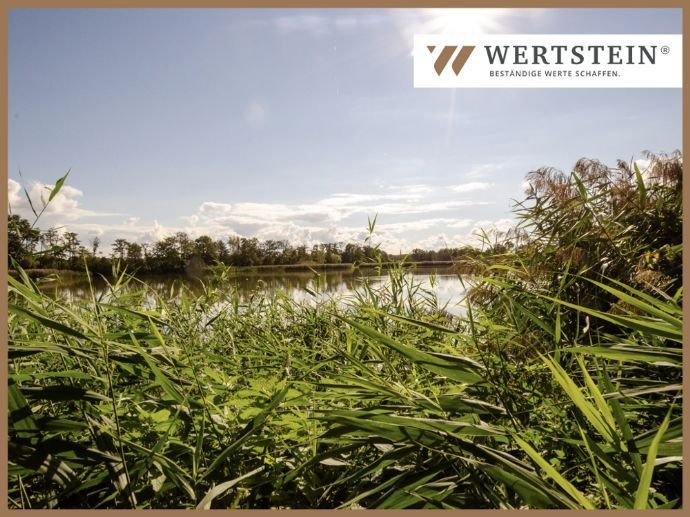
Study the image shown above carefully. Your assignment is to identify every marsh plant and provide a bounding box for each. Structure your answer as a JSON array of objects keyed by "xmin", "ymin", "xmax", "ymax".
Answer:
[{"xmin": 8, "ymin": 153, "xmax": 682, "ymax": 508}]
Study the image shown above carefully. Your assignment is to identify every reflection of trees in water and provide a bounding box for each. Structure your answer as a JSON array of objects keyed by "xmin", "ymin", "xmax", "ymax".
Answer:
[
  {"xmin": 231, "ymin": 271, "xmax": 356, "ymax": 295},
  {"xmin": 38, "ymin": 268, "xmax": 465, "ymax": 314}
]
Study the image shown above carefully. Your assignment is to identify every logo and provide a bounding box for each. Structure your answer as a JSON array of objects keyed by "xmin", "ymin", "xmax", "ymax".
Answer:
[
  {"xmin": 429, "ymin": 45, "xmax": 475, "ymax": 76},
  {"xmin": 414, "ymin": 34, "xmax": 682, "ymax": 88}
]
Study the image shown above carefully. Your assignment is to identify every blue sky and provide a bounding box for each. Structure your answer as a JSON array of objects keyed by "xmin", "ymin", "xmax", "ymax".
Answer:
[{"xmin": 8, "ymin": 8, "xmax": 682, "ymax": 253}]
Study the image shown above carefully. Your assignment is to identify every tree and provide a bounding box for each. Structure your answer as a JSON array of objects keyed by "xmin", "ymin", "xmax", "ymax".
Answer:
[
  {"xmin": 7, "ymin": 215, "xmax": 40, "ymax": 267},
  {"xmin": 151, "ymin": 236, "xmax": 183, "ymax": 272},
  {"xmin": 112, "ymin": 239, "xmax": 129, "ymax": 261},
  {"xmin": 141, "ymin": 243, "xmax": 151, "ymax": 263},
  {"xmin": 216, "ymin": 240, "xmax": 229, "ymax": 264},
  {"xmin": 232, "ymin": 237, "xmax": 260, "ymax": 267},
  {"xmin": 126, "ymin": 242, "xmax": 143, "ymax": 262},
  {"xmin": 90, "ymin": 236, "xmax": 101, "ymax": 257},
  {"xmin": 40, "ymin": 228, "xmax": 60, "ymax": 262},
  {"xmin": 311, "ymin": 244, "xmax": 326, "ymax": 264},
  {"xmin": 193, "ymin": 235, "xmax": 219, "ymax": 264},
  {"xmin": 173, "ymin": 232, "xmax": 194, "ymax": 261},
  {"xmin": 63, "ymin": 232, "xmax": 81, "ymax": 261}
]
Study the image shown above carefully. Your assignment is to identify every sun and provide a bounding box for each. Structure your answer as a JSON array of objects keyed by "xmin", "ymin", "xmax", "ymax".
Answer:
[
  {"xmin": 416, "ymin": 8, "xmax": 510, "ymax": 36},
  {"xmin": 395, "ymin": 8, "xmax": 512, "ymax": 57}
]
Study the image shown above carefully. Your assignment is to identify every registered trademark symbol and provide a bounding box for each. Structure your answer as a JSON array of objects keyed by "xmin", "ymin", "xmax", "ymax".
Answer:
[{"xmin": 661, "ymin": 46, "xmax": 670, "ymax": 54}]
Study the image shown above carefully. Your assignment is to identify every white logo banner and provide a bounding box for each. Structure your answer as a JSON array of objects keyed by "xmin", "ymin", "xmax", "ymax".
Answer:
[{"xmin": 414, "ymin": 34, "xmax": 682, "ymax": 88}]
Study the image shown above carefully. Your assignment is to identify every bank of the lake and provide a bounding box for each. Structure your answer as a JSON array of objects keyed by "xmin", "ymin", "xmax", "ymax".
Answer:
[{"xmin": 9, "ymin": 260, "xmax": 460, "ymax": 279}]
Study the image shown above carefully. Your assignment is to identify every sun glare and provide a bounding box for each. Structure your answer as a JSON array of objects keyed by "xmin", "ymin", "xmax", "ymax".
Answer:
[
  {"xmin": 417, "ymin": 8, "xmax": 510, "ymax": 36},
  {"xmin": 397, "ymin": 9, "xmax": 511, "ymax": 57}
]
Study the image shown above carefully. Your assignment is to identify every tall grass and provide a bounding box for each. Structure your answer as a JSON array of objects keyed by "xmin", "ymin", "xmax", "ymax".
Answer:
[{"xmin": 7, "ymin": 154, "xmax": 682, "ymax": 508}]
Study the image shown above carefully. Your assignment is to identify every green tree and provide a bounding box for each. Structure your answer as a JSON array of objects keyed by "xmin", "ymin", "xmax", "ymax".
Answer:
[
  {"xmin": 193, "ymin": 235, "xmax": 219, "ymax": 264},
  {"xmin": 7, "ymin": 215, "xmax": 40, "ymax": 267},
  {"xmin": 152, "ymin": 236, "xmax": 183, "ymax": 272},
  {"xmin": 126, "ymin": 242, "xmax": 143, "ymax": 262},
  {"xmin": 112, "ymin": 239, "xmax": 129, "ymax": 261},
  {"xmin": 63, "ymin": 232, "xmax": 80, "ymax": 262}
]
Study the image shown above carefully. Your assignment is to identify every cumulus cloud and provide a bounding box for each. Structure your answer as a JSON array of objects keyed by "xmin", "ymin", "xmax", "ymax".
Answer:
[
  {"xmin": 8, "ymin": 174, "xmax": 509, "ymax": 254},
  {"xmin": 375, "ymin": 218, "xmax": 473, "ymax": 234},
  {"xmin": 199, "ymin": 201, "xmax": 233, "ymax": 215},
  {"xmin": 59, "ymin": 213, "xmax": 515, "ymax": 255},
  {"xmin": 171, "ymin": 193, "xmax": 500, "ymax": 253},
  {"xmin": 474, "ymin": 218, "xmax": 515, "ymax": 233},
  {"xmin": 8, "ymin": 179, "xmax": 117, "ymax": 221},
  {"xmin": 413, "ymin": 218, "xmax": 515, "ymax": 252},
  {"xmin": 184, "ymin": 189, "xmax": 491, "ymax": 234}
]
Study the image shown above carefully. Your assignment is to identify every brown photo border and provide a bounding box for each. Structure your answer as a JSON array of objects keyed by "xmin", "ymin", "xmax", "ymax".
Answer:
[{"xmin": 0, "ymin": 1, "xmax": 686, "ymax": 514}]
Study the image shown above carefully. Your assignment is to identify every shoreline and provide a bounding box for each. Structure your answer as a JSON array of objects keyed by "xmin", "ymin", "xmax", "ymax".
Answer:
[{"xmin": 9, "ymin": 260, "xmax": 461, "ymax": 280}]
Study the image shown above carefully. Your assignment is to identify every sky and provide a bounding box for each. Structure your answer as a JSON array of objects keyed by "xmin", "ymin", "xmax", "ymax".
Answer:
[{"xmin": 8, "ymin": 8, "xmax": 682, "ymax": 254}]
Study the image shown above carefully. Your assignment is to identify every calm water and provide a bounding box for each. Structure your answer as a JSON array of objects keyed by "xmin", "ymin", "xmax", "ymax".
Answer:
[{"xmin": 37, "ymin": 266, "xmax": 468, "ymax": 315}]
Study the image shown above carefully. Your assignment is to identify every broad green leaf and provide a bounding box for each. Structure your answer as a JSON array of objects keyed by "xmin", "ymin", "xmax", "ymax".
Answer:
[
  {"xmin": 48, "ymin": 170, "xmax": 70, "ymax": 202},
  {"xmin": 634, "ymin": 410, "xmax": 672, "ymax": 509}
]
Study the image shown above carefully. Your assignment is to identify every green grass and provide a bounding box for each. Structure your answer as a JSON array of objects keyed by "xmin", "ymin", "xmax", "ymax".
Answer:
[
  {"xmin": 7, "ymin": 153, "xmax": 682, "ymax": 508},
  {"xmin": 7, "ymin": 261, "xmax": 681, "ymax": 509}
]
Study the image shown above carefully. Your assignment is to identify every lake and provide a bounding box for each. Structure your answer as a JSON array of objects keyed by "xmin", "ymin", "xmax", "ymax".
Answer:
[{"xmin": 35, "ymin": 266, "xmax": 468, "ymax": 316}]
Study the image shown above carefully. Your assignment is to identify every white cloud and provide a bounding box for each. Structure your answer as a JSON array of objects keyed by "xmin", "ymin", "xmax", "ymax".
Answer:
[
  {"xmin": 61, "ymin": 213, "xmax": 514, "ymax": 255},
  {"xmin": 135, "ymin": 220, "xmax": 178, "ymax": 244},
  {"xmin": 265, "ymin": 12, "xmax": 388, "ymax": 36},
  {"xmin": 8, "ymin": 179, "xmax": 117, "ymax": 221},
  {"xmin": 387, "ymin": 184, "xmax": 434, "ymax": 195},
  {"xmin": 199, "ymin": 201, "xmax": 233, "ymax": 215},
  {"xmin": 450, "ymin": 181, "xmax": 493, "ymax": 193},
  {"xmin": 9, "ymin": 176, "xmax": 505, "ymax": 254},
  {"xmin": 273, "ymin": 14, "xmax": 329, "ymax": 35},
  {"xmin": 447, "ymin": 219, "xmax": 474, "ymax": 229},
  {"xmin": 8, "ymin": 179, "xmax": 21, "ymax": 204},
  {"xmin": 413, "ymin": 218, "xmax": 515, "ymax": 251},
  {"xmin": 375, "ymin": 218, "xmax": 473, "ymax": 234},
  {"xmin": 183, "ymin": 189, "xmax": 491, "ymax": 234},
  {"xmin": 634, "ymin": 159, "xmax": 651, "ymax": 170},
  {"xmin": 474, "ymin": 218, "xmax": 514, "ymax": 232},
  {"xmin": 633, "ymin": 159, "xmax": 655, "ymax": 183}
]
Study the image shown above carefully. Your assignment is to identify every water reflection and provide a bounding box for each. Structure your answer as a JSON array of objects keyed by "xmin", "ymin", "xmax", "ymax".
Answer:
[{"xmin": 36, "ymin": 266, "xmax": 468, "ymax": 315}]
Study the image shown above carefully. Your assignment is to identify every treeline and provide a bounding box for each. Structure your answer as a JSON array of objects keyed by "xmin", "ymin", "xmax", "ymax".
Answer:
[{"xmin": 7, "ymin": 218, "xmax": 483, "ymax": 274}]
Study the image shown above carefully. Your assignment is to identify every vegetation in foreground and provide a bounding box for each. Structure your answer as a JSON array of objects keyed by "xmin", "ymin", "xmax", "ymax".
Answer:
[{"xmin": 7, "ymin": 153, "xmax": 682, "ymax": 508}]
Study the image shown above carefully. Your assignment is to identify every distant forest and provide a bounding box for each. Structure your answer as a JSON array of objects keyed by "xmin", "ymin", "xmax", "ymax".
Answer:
[{"xmin": 8, "ymin": 214, "xmax": 487, "ymax": 274}]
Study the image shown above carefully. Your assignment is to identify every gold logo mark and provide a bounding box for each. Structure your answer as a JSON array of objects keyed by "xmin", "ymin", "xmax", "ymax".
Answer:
[{"xmin": 428, "ymin": 45, "xmax": 476, "ymax": 76}]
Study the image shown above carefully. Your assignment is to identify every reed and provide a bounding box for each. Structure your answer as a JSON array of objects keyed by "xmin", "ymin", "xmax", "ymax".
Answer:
[{"xmin": 8, "ymin": 153, "xmax": 682, "ymax": 508}]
